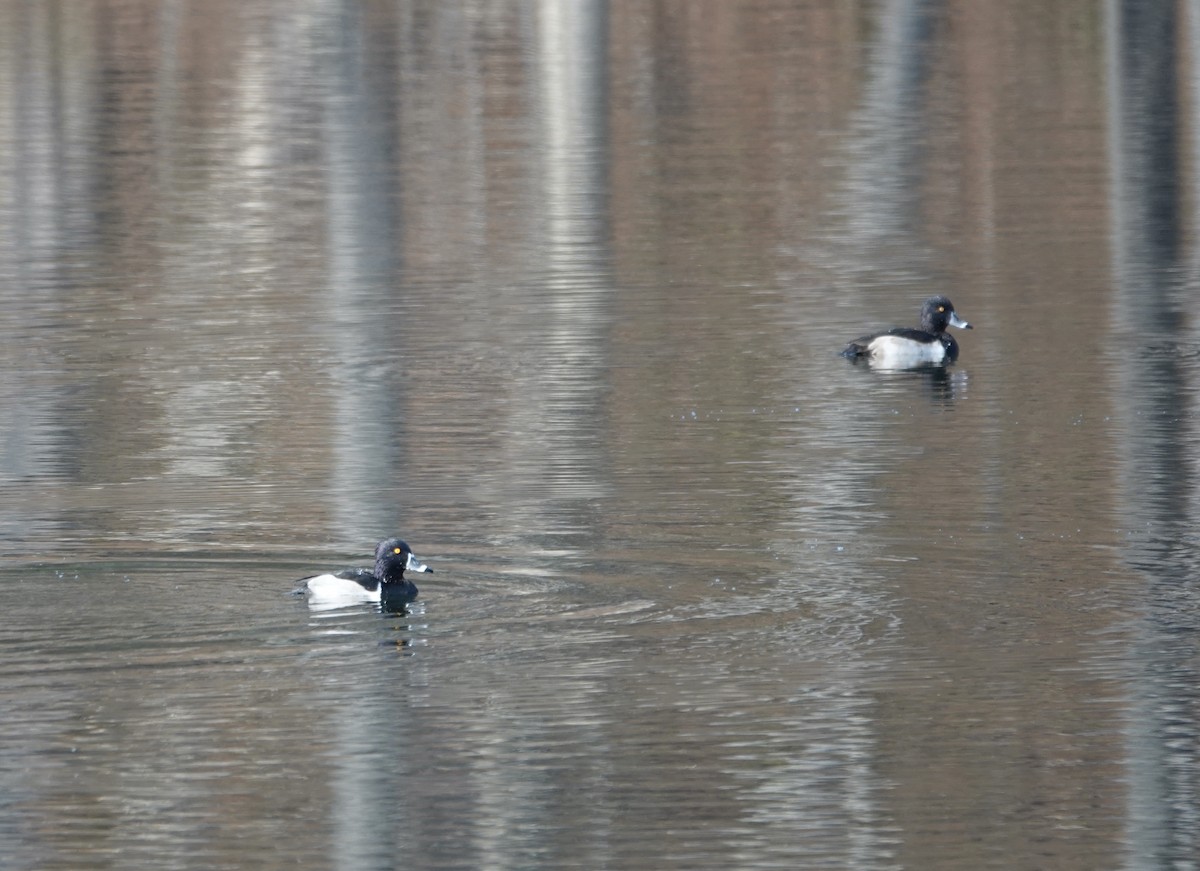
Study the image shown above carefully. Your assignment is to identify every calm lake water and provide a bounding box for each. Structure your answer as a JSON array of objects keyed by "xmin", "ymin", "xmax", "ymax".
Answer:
[{"xmin": 2, "ymin": 2, "xmax": 1199, "ymax": 869}]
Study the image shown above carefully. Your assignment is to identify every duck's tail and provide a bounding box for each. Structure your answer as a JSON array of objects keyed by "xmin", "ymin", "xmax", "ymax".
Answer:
[{"xmin": 841, "ymin": 340, "xmax": 869, "ymax": 358}]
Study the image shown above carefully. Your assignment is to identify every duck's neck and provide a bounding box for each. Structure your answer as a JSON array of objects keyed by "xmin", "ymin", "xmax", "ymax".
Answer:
[
  {"xmin": 375, "ymin": 557, "xmax": 407, "ymax": 585},
  {"xmin": 941, "ymin": 334, "xmax": 959, "ymax": 361}
]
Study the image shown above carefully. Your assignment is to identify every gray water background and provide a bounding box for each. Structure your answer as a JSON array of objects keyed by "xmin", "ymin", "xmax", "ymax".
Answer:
[{"xmin": 1, "ymin": 2, "xmax": 1198, "ymax": 869}]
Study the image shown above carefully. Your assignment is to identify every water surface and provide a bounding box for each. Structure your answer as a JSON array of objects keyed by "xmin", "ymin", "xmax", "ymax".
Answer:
[{"xmin": 2, "ymin": 2, "xmax": 1199, "ymax": 869}]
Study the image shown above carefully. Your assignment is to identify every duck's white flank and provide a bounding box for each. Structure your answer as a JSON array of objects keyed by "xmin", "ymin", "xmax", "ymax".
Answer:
[
  {"xmin": 866, "ymin": 335, "xmax": 946, "ymax": 369},
  {"xmin": 304, "ymin": 574, "xmax": 379, "ymax": 604}
]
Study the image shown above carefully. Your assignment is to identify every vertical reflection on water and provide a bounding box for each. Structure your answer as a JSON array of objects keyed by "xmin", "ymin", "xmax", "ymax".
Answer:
[
  {"xmin": 498, "ymin": 0, "xmax": 611, "ymax": 524},
  {"xmin": 329, "ymin": 689, "xmax": 397, "ymax": 871},
  {"xmin": 1107, "ymin": 2, "xmax": 1200, "ymax": 866},
  {"xmin": 306, "ymin": 9, "xmax": 414, "ymax": 864},
  {"xmin": 317, "ymin": 5, "xmax": 405, "ymax": 539},
  {"xmin": 312, "ymin": 3, "xmax": 615, "ymax": 863},
  {"xmin": 756, "ymin": 7, "xmax": 951, "ymax": 865},
  {"xmin": 828, "ymin": 0, "xmax": 936, "ymax": 285},
  {"xmin": 536, "ymin": 0, "xmax": 608, "ymax": 271},
  {"xmin": 463, "ymin": 0, "xmax": 613, "ymax": 851},
  {"xmin": 0, "ymin": 3, "xmax": 99, "ymax": 546},
  {"xmin": 2, "ymin": 3, "xmax": 64, "ymax": 264}
]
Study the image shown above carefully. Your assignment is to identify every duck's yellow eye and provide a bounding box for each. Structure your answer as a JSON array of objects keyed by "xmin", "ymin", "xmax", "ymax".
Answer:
[
  {"xmin": 937, "ymin": 306, "xmax": 946, "ymax": 313},
  {"xmin": 393, "ymin": 547, "xmax": 402, "ymax": 554}
]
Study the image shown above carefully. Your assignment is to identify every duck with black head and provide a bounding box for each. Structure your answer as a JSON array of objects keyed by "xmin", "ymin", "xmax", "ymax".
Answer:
[
  {"xmin": 842, "ymin": 295, "xmax": 973, "ymax": 369},
  {"xmin": 293, "ymin": 537, "xmax": 433, "ymax": 608}
]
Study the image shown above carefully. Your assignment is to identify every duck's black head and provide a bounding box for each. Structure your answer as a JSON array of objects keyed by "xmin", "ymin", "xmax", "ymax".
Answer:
[
  {"xmin": 373, "ymin": 537, "xmax": 433, "ymax": 584},
  {"xmin": 920, "ymin": 296, "xmax": 972, "ymax": 335}
]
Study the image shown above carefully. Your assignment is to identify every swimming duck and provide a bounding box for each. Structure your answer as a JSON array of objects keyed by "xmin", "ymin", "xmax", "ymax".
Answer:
[
  {"xmin": 842, "ymin": 295, "xmax": 973, "ymax": 368},
  {"xmin": 294, "ymin": 537, "xmax": 432, "ymax": 607}
]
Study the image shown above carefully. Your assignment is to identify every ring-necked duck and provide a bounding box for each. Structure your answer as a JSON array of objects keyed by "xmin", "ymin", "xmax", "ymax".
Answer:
[
  {"xmin": 294, "ymin": 537, "xmax": 433, "ymax": 606},
  {"xmin": 842, "ymin": 295, "xmax": 973, "ymax": 369}
]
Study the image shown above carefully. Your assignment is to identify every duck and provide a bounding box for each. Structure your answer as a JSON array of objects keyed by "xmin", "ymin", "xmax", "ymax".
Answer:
[
  {"xmin": 841, "ymin": 295, "xmax": 973, "ymax": 368},
  {"xmin": 293, "ymin": 537, "xmax": 433, "ymax": 607}
]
